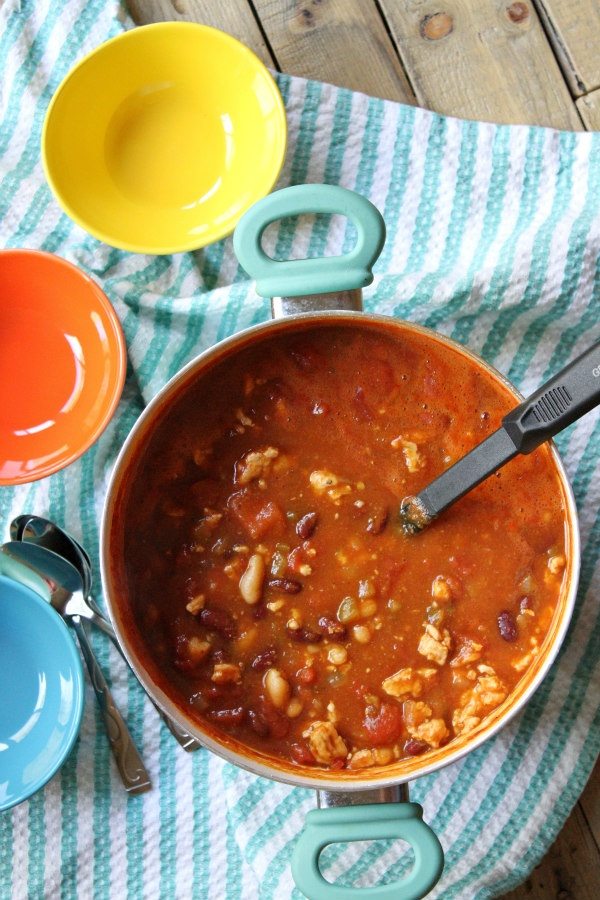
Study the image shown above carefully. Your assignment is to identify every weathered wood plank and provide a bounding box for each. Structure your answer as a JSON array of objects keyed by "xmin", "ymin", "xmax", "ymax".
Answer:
[
  {"xmin": 127, "ymin": 0, "xmax": 275, "ymax": 66},
  {"xmin": 501, "ymin": 799, "xmax": 600, "ymax": 899},
  {"xmin": 577, "ymin": 88, "xmax": 600, "ymax": 131},
  {"xmin": 250, "ymin": 0, "xmax": 415, "ymax": 103},
  {"xmin": 579, "ymin": 756, "xmax": 600, "ymax": 849},
  {"xmin": 534, "ymin": 0, "xmax": 600, "ymax": 96},
  {"xmin": 378, "ymin": 0, "xmax": 583, "ymax": 130}
]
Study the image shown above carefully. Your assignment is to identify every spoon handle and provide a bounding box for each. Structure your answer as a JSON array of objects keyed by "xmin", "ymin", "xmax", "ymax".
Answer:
[
  {"xmin": 401, "ymin": 338, "xmax": 600, "ymax": 531},
  {"xmin": 71, "ymin": 616, "xmax": 152, "ymax": 794},
  {"xmin": 85, "ymin": 596, "xmax": 203, "ymax": 753}
]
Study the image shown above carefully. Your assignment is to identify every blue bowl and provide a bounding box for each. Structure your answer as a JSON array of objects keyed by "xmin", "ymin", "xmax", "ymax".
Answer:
[{"xmin": 0, "ymin": 575, "xmax": 84, "ymax": 811}]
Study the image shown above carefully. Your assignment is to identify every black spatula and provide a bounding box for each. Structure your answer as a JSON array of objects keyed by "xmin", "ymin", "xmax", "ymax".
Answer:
[{"xmin": 400, "ymin": 339, "xmax": 600, "ymax": 534}]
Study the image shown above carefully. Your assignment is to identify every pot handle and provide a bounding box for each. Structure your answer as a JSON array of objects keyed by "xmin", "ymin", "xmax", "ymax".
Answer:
[
  {"xmin": 291, "ymin": 802, "xmax": 443, "ymax": 900},
  {"xmin": 232, "ymin": 184, "xmax": 386, "ymax": 298}
]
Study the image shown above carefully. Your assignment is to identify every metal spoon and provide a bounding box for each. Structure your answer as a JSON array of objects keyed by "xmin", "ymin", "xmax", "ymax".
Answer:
[
  {"xmin": 11, "ymin": 514, "xmax": 93, "ymax": 596},
  {"xmin": 0, "ymin": 540, "xmax": 152, "ymax": 794},
  {"xmin": 10, "ymin": 515, "xmax": 202, "ymax": 753}
]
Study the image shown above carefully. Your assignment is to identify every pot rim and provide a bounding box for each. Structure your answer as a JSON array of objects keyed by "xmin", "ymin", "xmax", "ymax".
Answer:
[{"xmin": 100, "ymin": 310, "xmax": 581, "ymax": 791}]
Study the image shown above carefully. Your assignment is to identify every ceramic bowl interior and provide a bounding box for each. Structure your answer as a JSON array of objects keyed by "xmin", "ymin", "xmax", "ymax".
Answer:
[
  {"xmin": 102, "ymin": 313, "xmax": 579, "ymax": 791},
  {"xmin": 42, "ymin": 22, "xmax": 287, "ymax": 254},
  {"xmin": 0, "ymin": 250, "xmax": 126, "ymax": 485},
  {"xmin": 0, "ymin": 575, "xmax": 84, "ymax": 811}
]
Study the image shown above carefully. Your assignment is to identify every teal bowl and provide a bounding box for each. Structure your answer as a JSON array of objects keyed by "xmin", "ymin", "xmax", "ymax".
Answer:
[{"xmin": 0, "ymin": 575, "xmax": 84, "ymax": 811}]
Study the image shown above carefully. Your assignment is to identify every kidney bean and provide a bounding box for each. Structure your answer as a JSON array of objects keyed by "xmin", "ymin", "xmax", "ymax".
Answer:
[
  {"xmin": 251, "ymin": 647, "xmax": 278, "ymax": 671},
  {"xmin": 296, "ymin": 666, "xmax": 317, "ymax": 685},
  {"xmin": 404, "ymin": 739, "xmax": 429, "ymax": 756},
  {"xmin": 211, "ymin": 648, "xmax": 226, "ymax": 665},
  {"xmin": 207, "ymin": 707, "xmax": 244, "ymax": 727},
  {"xmin": 290, "ymin": 743, "xmax": 316, "ymax": 766},
  {"xmin": 199, "ymin": 607, "xmax": 236, "ymax": 639},
  {"xmin": 296, "ymin": 512, "xmax": 318, "ymax": 540},
  {"xmin": 247, "ymin": 708, "xmax": 270, "ymax": 738},
  {"xmin": 366, "ymin": 506, "xmax": 388, "ymax": 535},
  {"xmin": 287, "ymin": 625, "xmax": 323, "ymax": 643},
  {"xmin": 317, "ymin": 616, "xmax": 347, "ymax": 639},
  {"xmin": 498, "ymin": 610, "xmax": 518, "ymax": 642},
  {"xmin": 268, "ymin": 577, "xmax": 302, "ymax": 594}
]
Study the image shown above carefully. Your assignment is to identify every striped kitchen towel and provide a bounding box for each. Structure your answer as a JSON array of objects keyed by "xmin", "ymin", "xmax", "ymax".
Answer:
[{"xmin": 1, "ymin": 1, "xmax": 599, "ymax": 898}]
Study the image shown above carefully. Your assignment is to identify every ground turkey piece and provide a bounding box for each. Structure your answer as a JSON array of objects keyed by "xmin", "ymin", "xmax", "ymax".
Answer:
[
  {"xmin": 403, "ymin": 700, "xmax": 449, "ymax": 748},
  {"xmin": 302, "ymin": 720, "xmax": 348, "ymax": 765},
  {"xmin": 418, "ymin": 624, "xmax": 452, "ymax": 665},
  {"xmin": 452, "ymin": 666, "xmax": 507, "ymax": 735}
]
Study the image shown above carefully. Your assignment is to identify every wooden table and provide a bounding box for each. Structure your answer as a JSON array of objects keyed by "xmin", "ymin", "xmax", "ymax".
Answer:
[{"xmin": 130, "ymin": 2, "xmax": 599, "ymax": 896}]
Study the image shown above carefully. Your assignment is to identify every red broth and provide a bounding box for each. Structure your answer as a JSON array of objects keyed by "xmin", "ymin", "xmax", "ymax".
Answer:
[{"xmin": 122, "ymin": 323, "xmax": 567, "ymax": 770}]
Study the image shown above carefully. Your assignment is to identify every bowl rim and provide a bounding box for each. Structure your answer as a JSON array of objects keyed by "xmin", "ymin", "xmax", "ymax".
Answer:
[
  {"xmin": 0, "ymin": 248, "xmax": 127, "ymax": 486},
  {"xmin": 0, "ymin": 574, "xmax": 85, "ymax": 811},
  {"xmin": 41, "ymin": 21, "xmax": 288, "ymax": 255},
  {"xmin": 100, "ymin": 311, "xmax": 580, "ymax": 791}
]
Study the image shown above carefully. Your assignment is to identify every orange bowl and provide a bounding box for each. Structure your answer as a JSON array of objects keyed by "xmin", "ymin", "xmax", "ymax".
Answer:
[{"xmin": 0, "ymin": 250, "xmax": 126, "ymax": 485}]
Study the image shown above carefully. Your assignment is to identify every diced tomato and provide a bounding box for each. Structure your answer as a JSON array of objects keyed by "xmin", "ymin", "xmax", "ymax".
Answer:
[
  {"xmin": 228, "ymin": 490, "xmax": 285, "ymax": 539},
  {"xmin": 363, "ymin": 701, "xmax": 403, "ymax": 746},
  {"xmin": 290, "ymin": 743, "xmax": 316, "ymax": 766}
]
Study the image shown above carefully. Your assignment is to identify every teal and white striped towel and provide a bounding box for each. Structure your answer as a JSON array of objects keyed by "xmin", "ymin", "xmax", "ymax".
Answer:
[{"xmin": 1, "ymin": 1, "xmax": 599, "ymax": 897}]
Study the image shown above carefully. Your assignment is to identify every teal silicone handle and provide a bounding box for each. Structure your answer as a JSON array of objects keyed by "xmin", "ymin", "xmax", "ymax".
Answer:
[
  {"xmin": 291, "ymin": 802, "xmax": 443, "ymax": 900},
  {"xmin": 232, "ymin": 184, "xmax": 386, "ymax": 298}
]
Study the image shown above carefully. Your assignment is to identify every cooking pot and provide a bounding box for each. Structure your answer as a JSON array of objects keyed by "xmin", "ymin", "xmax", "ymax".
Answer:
[{"xmin": 101, "ymin": 185, "xmax": 580, "ymax": 899}]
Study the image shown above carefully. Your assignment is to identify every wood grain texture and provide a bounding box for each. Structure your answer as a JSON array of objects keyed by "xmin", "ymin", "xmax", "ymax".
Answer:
[
  {"xmin": 127, "ymin": 0, "xmax": 275, "ymax": 65},
  {"xmin": 577, "ymin": 88, "xmax": 600, "ymax": 131},
  {"xmin": 250, "ymin": 0, "xmax": 415, "ymax": 103},
  {"xmin": 534, "ymin": 0, "xmax": 600, "ymax": 96},
  {"xmin": 378, "ymin": 0, "xmax": 583, "ymax": 129}
]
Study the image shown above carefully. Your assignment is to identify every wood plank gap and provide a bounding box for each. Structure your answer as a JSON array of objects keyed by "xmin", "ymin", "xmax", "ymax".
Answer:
[
  {"xmin": 371, "ymin": 0, "xmax": 419, "ymax": 99},
  {"xmin": 532, "ymin": 0, "xmax": 586, "ymax": 96},
  {"xmin": 250, "ymin": 1, "xmax": 416, "ymax": 104},
  {"xmin": 246, "ymin": 0, "xmax": 282, "ymax": 73},
  {"xmin": 531, "ymin": 0, "xmax": 600, "ymax": 98}
]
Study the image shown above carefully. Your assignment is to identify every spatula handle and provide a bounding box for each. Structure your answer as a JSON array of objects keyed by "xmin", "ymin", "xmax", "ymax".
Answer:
[{"xmin": 503, "ymin": 339, "xmax": 600, "ymax": 453}]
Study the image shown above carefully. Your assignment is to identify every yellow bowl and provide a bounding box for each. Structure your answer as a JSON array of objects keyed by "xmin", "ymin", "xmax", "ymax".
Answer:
[{"xmin": 42, "ymin": 23, "xmax": 287, "ymax": 254}]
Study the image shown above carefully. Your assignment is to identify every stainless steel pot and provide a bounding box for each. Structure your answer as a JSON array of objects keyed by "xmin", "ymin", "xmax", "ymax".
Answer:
[{"xmin": 101, "ymin": 185, "xmax": 580, "ymax": 900}]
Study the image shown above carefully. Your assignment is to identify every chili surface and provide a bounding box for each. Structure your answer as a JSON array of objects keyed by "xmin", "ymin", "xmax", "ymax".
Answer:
[{"xmin": 122, "ymin": 322, "xmax": 568, "ymax": 770}]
